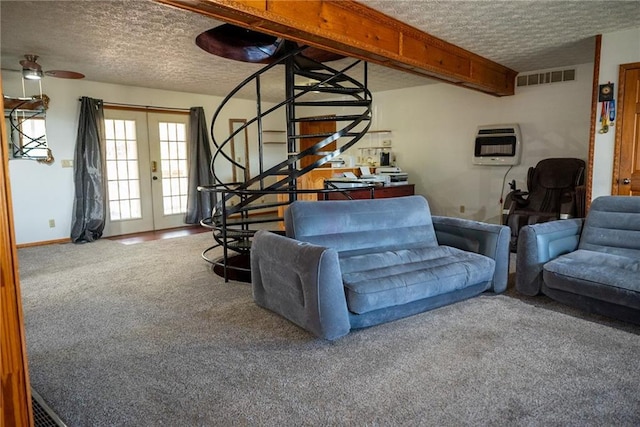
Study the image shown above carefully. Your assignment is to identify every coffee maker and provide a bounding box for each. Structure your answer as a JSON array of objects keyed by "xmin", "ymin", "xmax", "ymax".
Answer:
[{"xmin": 380, "ymin": 151, "xmax": 391, "ymax": 166}]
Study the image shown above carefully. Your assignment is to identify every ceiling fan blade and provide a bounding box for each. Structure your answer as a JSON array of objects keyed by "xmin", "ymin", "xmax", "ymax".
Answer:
[{"xmin": 45, "ymin": 70, "xmax": 85, "ymax": 79}]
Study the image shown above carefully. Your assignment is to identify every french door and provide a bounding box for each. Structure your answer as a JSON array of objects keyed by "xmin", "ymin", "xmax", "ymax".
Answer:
[{"xmin": 102, "ymin": 109, "xmax": 189, "ymax": 236}]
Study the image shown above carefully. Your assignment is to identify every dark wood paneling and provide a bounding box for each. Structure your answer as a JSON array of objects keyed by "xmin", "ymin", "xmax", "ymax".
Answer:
[{"xmin": 320, "ymin": 183, "xmax": 414, "ymax": 200}]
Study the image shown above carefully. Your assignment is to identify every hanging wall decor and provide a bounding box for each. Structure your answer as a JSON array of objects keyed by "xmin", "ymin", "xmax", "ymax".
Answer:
[
  {"xmin": 4, "ymin": 94, "xmax": 52, "ymax": 162},
  {"xmin": 598, "ymin": 82, "xmax": 616, "ymax": 134}
]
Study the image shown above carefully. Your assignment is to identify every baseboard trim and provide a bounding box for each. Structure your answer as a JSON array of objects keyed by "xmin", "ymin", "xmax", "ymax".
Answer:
[
  {"xmin": 17, "ymin": 238, "xmax": 71, "ymax": 249},
  {"xmin": 17, "ymin": 209, "xmax": 279, "ymax": 248}
]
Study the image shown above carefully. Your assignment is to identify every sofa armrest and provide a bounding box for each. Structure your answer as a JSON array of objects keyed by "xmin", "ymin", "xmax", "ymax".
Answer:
[
  {"xmin": 432, "ymin": 216, "xmax": 510, "ymax": 293},
  {"xmin": 515, "ymin": 218, "xmax": 583, "ymax": 296},
  {"xmin": 250, "ymin": 230, "xmax": 350, "ymax": 340}
]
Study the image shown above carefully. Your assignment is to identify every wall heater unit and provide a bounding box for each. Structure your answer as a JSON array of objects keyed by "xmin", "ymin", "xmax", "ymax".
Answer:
[{"xmin": 472, "ymin": 124, "xmax": 522, "ymax": 166}]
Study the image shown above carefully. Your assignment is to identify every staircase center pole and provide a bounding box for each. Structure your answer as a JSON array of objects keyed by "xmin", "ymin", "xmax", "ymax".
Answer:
[
  {"xmin": 256, "ymin": 75, "xmax": 265, "ymax": 189},
  {"xmin": 285, "ymin": 56, "xmax": 297, "ymax": 203}
]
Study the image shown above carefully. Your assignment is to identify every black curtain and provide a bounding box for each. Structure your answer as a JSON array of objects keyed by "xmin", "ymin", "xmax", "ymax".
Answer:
[
  {"xmin": 185, "ymin": 107, "xmax": 215, "ymax": 224},
  {"xmin": 70, "ymin": 97, "xmax": 105, "ymax": 243}
]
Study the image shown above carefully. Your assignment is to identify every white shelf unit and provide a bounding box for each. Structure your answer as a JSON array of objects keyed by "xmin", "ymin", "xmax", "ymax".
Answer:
[
  {"xmin": 262, "ymin": 130, "xmax": 286, "ymax": 144},
  {"xmin": 352, "ymin": 130, "xmax": 393, "ymax": 166},
  {"xmin": 261, "ymin": 129, "xmax": 393, "ymax": 167}
]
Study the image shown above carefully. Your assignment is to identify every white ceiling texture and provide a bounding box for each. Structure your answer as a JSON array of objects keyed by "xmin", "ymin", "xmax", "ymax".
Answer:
[{"xmin": 1, "ymin": 0, "xmax": 639, "ymax": 101}]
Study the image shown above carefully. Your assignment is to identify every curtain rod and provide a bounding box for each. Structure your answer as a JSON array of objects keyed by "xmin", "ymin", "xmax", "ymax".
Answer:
[{"xmin": 78, "ymin": 98, "xmax": 191, "ymax": 112}]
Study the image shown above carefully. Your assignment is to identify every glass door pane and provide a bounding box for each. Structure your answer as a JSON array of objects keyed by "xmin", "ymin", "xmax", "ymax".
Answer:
[
  {"xmin": 158, "ymin": 121, "xmax": 188, "ymax": 215},
  {"xmin": 104, "ymin": 119, "xmax": 142, "ymax": 220},
  {"xmin": 102, "ymin": 110, "xmax": 154, "ymax": 236},
  {"xmin": 148, "ymin": 113, "xmax": 190, "ymax": 230}
]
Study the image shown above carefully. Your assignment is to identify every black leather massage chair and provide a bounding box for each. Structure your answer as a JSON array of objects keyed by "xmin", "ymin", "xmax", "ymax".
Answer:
[{"xmin": 503, "ymin": 158, "xmax": 586, "ymax": 252}]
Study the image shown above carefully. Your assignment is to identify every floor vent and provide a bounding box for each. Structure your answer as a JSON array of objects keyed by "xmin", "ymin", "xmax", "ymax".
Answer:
[
  {"xmin": 516, "ymin": 68, "xmax": 576, "ymax": 87},
  {"xmin": 32, "ymin": 389, "xmax": 67, "ymax": 427}
]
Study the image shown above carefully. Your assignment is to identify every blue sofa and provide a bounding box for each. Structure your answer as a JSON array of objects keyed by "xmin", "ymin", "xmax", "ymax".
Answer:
[
  {"xmin": 250, "ymin": 195, "xmax": 510, "ymax": 340},
  {"xmin": 516, "ymin": 196, "xmax": 640, "ymax": 325}
]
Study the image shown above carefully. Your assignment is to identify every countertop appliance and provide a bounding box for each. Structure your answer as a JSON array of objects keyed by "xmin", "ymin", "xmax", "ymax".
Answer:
[
  {"xmin": 376, "ymin": 166, "xmax": 409, "ymax": 185},
  {"xmin": 324, "ymin": 166, "xmax": 410, "ymax": 189},
  {"xmin": 329, "ymin": 155, "xmax": 354, "ymax": 168},
  {"xmin": 325, "ymin": 175, "xmax": 388, "ymax": 189}
]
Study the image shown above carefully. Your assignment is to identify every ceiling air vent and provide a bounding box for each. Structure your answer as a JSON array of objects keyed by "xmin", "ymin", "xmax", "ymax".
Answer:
[{"xmin": 516, "ymin": 68, "xmax": 576, "ymax": 87}]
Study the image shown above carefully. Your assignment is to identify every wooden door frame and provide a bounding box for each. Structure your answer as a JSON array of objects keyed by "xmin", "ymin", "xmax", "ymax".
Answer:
[
  {"xmin": 611, "ymin": 62, "xmax": 640, "ymax": 195},
  {"xmin": 584, "ymin": 35, "xmax": 602, "ymax": 213},
  {"xmin": 0, "ymin": 77, "xmax": 34, "ymax": 426}
]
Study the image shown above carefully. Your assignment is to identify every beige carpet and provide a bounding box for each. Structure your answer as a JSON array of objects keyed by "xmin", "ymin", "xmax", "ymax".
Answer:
[{"xmin": 18, "ymin": 234, "xmax": 640, "ymax": 426}]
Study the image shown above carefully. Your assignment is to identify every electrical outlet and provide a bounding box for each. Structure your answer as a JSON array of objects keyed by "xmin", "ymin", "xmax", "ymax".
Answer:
[
  {"xmin": 48, "ymin": 219, "xmax": 56, "ymax": 228},
  {"xmin": 61, "ymin": 159, "xmax": 74, "ymax": 168},
  {"xmin": 459, "ymin": 205, "xmax": 465, "ymax": 213}
]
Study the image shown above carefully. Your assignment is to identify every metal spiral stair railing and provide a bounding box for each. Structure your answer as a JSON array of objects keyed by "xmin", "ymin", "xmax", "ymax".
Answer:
[{"xmin": 199, "ymin": 47, "xmax": 372, "ymax": 281}]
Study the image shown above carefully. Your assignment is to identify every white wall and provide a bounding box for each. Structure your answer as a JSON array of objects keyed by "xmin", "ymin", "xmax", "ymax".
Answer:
[
  {"xmin": 592, "ymin": 27, "xmax": 640, "ymax": 199},
  {"xmin": 1, "ymin": 53, "xmax": 605, "ymax": 243},
  {"xmin": 2, "ymin": 71, "xmax": 269, "ymax": 244},
  {"xmin": 371, "ymin": 62, "xmax": 593, "ymax": 222}
]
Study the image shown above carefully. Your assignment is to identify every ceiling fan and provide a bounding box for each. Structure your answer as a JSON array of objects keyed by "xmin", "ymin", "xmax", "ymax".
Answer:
[{"xmin": 19, "ymin": 54, "xmax": 84, "ymax": 80}]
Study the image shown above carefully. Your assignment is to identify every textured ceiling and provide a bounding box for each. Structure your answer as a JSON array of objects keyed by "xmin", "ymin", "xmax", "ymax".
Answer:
[
  {"xmin": 362, "ymin": 0, "xmax": 640, "ymax": 72},
  {"xmin": 1, "ymin": 0, "xmax": 639, "ymax": 102}
]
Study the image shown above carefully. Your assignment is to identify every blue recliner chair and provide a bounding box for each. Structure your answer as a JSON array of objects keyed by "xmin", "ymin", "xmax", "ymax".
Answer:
[{"xmin": 516, "ymin": 196, "xmax": 640, "ymax": 325}]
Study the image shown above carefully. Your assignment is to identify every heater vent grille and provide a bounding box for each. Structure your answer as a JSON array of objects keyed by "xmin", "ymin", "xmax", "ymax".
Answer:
[{"xmin": 516, "ymin": 68, "xmax": 576, "ymax": 87}]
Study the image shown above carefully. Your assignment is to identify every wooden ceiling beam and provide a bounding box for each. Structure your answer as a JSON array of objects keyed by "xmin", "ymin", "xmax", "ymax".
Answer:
[{"xmin": 156, "ymin": 0, "xmax": 517, "ymax": 96}]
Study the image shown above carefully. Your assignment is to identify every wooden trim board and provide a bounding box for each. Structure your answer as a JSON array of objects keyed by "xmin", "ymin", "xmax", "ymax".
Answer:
[{"xmin": 155, "ymin": 0, "xmax": 516, "ymax": 96}]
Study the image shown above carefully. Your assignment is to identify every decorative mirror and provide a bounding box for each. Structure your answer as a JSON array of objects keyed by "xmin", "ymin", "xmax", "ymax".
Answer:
[
  {"xmin": 229, "ymin": 118, "xmax": 250, "ymax": 182},
  {"xmin": 4, "ymin": 95, "xmax": 52, "ymax": 162}
]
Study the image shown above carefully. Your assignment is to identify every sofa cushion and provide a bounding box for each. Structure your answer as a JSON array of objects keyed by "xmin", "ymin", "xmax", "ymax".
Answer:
[
  {"xmin": 543, "ymin": 249, "xmax": 640, "ymax": 310},
  {"xmin": 578, "ymin": 196, "xmax": 640, "ymax": 259},
  {"xmin": 285, "ymin": 196, "xmax": 438, "ymax": 255},
  {"xmin": 340, "ymin": 246, "xmax": 495, "ymax": 314}
]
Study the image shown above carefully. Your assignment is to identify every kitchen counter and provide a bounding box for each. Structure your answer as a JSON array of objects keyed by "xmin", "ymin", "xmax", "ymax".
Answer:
[{"xmin": 318, "ymin": 183, "xmax": 415, "ymax": 200}]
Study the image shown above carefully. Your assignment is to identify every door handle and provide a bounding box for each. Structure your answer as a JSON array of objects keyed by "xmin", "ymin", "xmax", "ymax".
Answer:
[
  {"xmin": 622, "ymin": 178, "xmax": 631, "ymax": 185},
  {"xmin": 151, "ymin": 161, "xmax": 157, "ymax": 173}
]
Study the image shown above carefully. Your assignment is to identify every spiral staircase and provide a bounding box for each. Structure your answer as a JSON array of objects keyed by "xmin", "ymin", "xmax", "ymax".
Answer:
[{"xmin": 199, "ymin": 42, "xmax": 373, "ymax": 281}]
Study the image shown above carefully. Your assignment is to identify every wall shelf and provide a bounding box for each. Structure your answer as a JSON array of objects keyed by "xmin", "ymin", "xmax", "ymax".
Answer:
[
  {"xmin": 263, "ymin": 130, "xmax": 391, "ymax": 133},
  {"xmin": 260, "ymin": 130, "xmax": 392, "ymax": 145},
  {"xmin": 262, "ymin": 130, "xmax": 286, "ymax": 144},
  {"xmin": 352, "ymin": 130, "xmax": 393, "ymax": 166}
]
